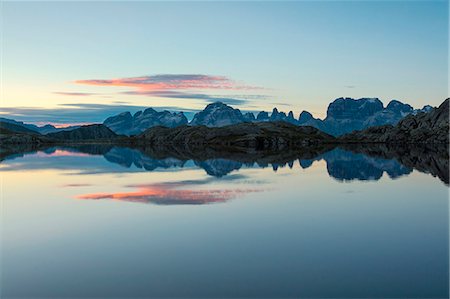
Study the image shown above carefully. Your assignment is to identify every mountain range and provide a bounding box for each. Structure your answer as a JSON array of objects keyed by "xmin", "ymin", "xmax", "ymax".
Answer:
[
  {"xmin": 101, "ymin": 97, "xmax": 433, "ymax": 136},
  {"xmin": 0, "ymin": 97, "xmax": 442, "ymax": 142}
]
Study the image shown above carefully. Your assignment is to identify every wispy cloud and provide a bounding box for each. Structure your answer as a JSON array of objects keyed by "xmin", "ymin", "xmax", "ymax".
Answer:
[
  {"xmin": 122, "ymin": 90, "xmax": 252, "ymax": 106},
  {"xmin": 76, "ymin": 74, "xmax": 260, "ymax": 91},
  {"xmin": 61, "ymin": 183, "xmax": 93, "ymax": 187},
  {"xmin": 53, "ymin": 92, "xmax": 96, "ymax": 96},
  {"xmin": 74, "ymin": 74, "xmax": 266, "ymax": 106},
  {"xmin": 3, "ymin": 74, "xmax": 268, "ymax": 125}
]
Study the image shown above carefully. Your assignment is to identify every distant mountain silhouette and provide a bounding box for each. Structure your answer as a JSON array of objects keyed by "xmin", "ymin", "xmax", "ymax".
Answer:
[{"xmin": 0, "ymin": 117, "xmax": 80, "ymax": 134}]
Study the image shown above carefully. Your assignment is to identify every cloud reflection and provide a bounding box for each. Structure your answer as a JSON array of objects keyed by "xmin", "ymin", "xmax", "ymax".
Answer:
[{"xmin": 77, "ymin": 181, "xmax": 263, "ymax": 205}]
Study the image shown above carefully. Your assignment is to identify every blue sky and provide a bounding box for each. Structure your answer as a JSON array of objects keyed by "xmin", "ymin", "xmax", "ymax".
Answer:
[{"xmin": 1, "ymin": 1, "xmax": 448, "ymax": 125}]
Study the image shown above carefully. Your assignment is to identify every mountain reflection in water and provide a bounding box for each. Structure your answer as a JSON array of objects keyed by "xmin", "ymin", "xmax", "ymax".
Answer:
[
  {"xmin": 1, "ymin": 143, "xmax": 448, "ymax": 185},
  {"xmin": 1, "ymin": 143, "xmax": 448, "ymax": 183},
  {"xmin": 72, "ymin": 146, "xmax": 423, "ymax": 205}
]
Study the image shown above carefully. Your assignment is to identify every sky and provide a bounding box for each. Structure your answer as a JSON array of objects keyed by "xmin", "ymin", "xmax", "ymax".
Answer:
[{"xmin": 1, "ymin": 1, "xmax": 448, "ymax": 126}]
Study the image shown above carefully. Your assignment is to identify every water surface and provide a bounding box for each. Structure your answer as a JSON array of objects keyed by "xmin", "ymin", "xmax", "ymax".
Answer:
[{"xmin": 1, "ymin": 145, "xmax": 448, "ymax": 298}]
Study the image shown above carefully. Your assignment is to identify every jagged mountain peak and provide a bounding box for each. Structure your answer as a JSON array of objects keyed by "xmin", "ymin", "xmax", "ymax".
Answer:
[
  {"xmin": 104, "ymin": 107, "xmax": 188, "ymax": 135},
  {"xmin": 326, "ymin": 97, "xmax": 384, "ymax": 120},
  {"xmin": 190, "ymin": 101, "xmax": 245, "ymax": 127},
  {"xmin": 386, "ymin": 100, "xmax": 413, "ymax": 113},
  {"xmin": 206, "ymin": 101, "xmax": 227, "ymax": 107},
  {"xmin": 143, "ymin": 107, "xmax": 157, "ymax": 115},
  {"xmin": 298, "ymin": 111, "xmax": 313, "ymax": 123},
  {"xmin": 256, "ymin": 111, "xmax": 269, "ymax": 121},
  {"xmin": 243, "ymin": 112, "xmax": 256, "ymax": 121}
]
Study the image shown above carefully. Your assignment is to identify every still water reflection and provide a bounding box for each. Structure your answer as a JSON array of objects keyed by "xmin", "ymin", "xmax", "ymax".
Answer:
[{"xmin": 1, "ymin": 145, "xmax": 448, "ymax": 298}]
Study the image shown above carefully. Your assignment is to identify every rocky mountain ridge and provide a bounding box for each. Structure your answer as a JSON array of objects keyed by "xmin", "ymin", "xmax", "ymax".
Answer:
[
  {"xmin": 103, "ymin": 108, "xmax": 188, "ymax": 136},
  {"xmin": 2, "ymin": 97, "xmax": 434, "ymax": 137},
  {"xmin": 341, "ymin": 98, "xmax": 449, "ymax": 144},
  {"xmin": 1, "ymin": 98, "xmax": 446, "ymax": 145},
  {"xmin": 102, "ymin": 97, "xmax": 432, "ymax": 136}
]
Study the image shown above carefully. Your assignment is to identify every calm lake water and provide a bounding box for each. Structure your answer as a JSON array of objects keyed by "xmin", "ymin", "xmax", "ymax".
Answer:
[{"xmin": 1, "ymin": 146, "xmax": 448, "ymax": 298}]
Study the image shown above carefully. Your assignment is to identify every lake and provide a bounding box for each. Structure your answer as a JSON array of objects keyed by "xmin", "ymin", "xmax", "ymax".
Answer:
[{"xmin": 0, "ymin": 145, "xmax": 448, "ymax": 298}]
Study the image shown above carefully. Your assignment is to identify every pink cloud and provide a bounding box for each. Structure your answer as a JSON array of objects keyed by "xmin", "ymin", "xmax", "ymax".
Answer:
[{"xmin": 75, "ymin": 74, "xmax": 260, "ymax": 92}]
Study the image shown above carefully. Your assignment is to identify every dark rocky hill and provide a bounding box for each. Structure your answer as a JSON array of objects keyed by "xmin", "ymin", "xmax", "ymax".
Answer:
[
  {"xmin": 137, "ymin": 121, "xmax": 335, "ymax": 149},
  {"xmin": 0, "ymin": 121, "xmax": 40, "ymax": 135},
  {"xmin": 47, "ymin": 124, "xmax": 120, "ymax": 141}
]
